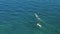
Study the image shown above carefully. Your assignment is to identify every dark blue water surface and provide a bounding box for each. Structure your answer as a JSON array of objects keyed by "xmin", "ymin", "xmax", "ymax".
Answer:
[{"xmin": 0, "ymin": 0, "xmax": 60, "ymax": 34}]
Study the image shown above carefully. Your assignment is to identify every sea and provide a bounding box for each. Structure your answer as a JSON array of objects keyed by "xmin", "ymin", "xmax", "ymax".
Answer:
[{"xmin": 0, "ymin": 0, "xmax": 60, "ymax": 34}]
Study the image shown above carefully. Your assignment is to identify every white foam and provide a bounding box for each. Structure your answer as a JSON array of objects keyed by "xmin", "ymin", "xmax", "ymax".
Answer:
[
  {"xmin": 34, "ymin": 13, "xmax": 40, "ymax": 20},
  {"xmin": 37, "ymin": 23, "xmax": 42, "ymax": 27}
]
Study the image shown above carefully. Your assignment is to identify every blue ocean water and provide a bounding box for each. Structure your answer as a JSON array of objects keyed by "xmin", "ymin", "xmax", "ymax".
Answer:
[{"xmin": 0, "ymin": 0, "xmax": 60, "ymax": 34}]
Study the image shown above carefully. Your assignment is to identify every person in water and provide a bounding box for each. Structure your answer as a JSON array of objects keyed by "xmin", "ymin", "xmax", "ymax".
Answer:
[{"xmin": 34, "ymin": 13, "xmax": 42, "ymax": 27}]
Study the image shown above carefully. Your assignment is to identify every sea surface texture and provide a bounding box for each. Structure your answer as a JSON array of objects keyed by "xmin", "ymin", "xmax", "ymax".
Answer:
[{"xmin": 0, "ymin": 0, "xmax": 60, "ymax": 34}]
